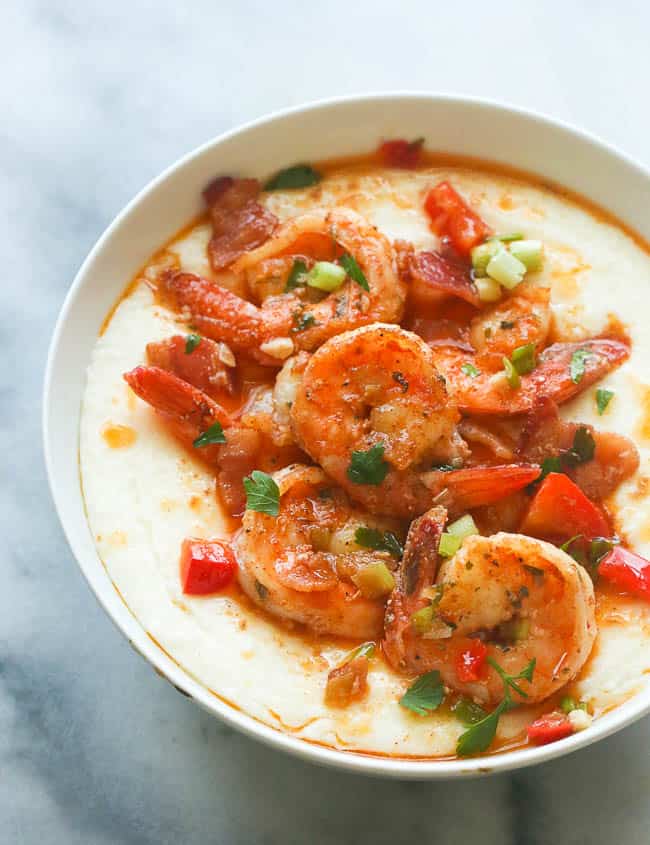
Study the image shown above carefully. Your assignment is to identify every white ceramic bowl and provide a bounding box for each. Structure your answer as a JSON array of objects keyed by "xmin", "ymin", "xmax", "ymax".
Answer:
[{"xmin": 44, "ymin": 93, "xmax": 650, "ymax": 779}]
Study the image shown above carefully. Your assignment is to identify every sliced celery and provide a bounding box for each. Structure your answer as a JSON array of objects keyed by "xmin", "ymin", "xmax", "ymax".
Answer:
[
  {"xmin": 411, "ymin": 603, "xmax": 435, "ymax": 634},
  {"xmin": 486, "ymin": 248, "xmax": 526, "ymax": 289},
  {"xmin": 475, "ymin": 276, "xmax": 502, "ymax": 303},
  {"xmin": 307, "ymin": 261, "xmax": 347, "ymax": 292},
  {"xmin": 447, "ymin": 514, "xmax": 478, "ymax": 540},
  {"xmin": 439, "ymin": 533, "xmax": 462, "ymax": 558},
  {"xmin": 510, "ymin": 239, "xmax": 544, "ymax": 272},
  {"xmin": 471, "ymin": 240, "xmax": 501, "ymax": 277}
]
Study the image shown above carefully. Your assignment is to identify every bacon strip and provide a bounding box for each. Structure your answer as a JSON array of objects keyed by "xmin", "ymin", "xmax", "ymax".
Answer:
[
  {"xmin": 203, "ymin": 176, "xmax": 277, "ymax": 271},
  {"xmin": 406, "ymin": 249, "xmax": 480, "ymax": 308}
]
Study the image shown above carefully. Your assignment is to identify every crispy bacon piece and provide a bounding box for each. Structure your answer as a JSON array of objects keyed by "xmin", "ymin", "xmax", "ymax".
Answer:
[
  {"xmin": 204, "ymin": 176, "xmax": 277, "ymax": 271},
  {"xmin": 400, "ymin": 245, "xmax": 480, "ymax": 309},
  {"xmin": 146, "ymin": 335, "xmax": 235, "ymax": 396},
  {"xmin": 377, "ymin": 138, "xmax": 424, "ymax": 169}
]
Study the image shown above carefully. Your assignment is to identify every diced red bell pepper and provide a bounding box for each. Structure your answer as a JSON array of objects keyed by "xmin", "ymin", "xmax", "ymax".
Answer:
[
  {"xmin": 424, "ymin": 181, "xmax": 492, "ymax": 256},
  {"xmin": 180, "ymin": 538, "xmax": 237, "ymax": 595},
  {"xmin": 456, "ymin": 639, "xmax": 488, "ymax": 683},
  {"xmin": 377, "ymin": 138, "xmax": 424, "ymax": 169},
  {"xmin": 599, "ymin": 546, "xmax": 650, "ymax": 600},
  {"xmin": 527, "ymin": 712, "xmax": 574, "ymax": 745},
  {"xmin": 520, "ymin": 472, "xmax": 610, "ymax": 541}
]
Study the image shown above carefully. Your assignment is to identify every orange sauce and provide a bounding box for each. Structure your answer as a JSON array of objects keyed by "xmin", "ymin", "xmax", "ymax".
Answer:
[{"xmin": 101, "ymin": 422, "xmax": 137, "ymax": 449}]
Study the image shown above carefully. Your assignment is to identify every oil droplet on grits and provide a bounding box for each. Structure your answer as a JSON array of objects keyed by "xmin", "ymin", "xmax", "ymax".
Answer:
[{"xmin": 102, "ymin": 423, "xmax": 137, "ymax": 449}]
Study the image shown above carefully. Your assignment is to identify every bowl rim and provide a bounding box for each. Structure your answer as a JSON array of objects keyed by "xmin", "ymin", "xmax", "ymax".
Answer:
[{"xmin": 43, "ymin": 91, "xmax": 650, "ymax": 779}]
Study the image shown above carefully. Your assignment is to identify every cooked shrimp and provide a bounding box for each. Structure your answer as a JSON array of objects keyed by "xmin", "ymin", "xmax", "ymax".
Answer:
[
  {"xmin": 383, "ymin": 512, "xmax": 596, "ymax": 706},
  {"xmin": 430, "ymin": 338, "xmax": 629, "ymax": 415},
  {"xmin": 162, "ymin": 209, "xmax": 405, "ymax": 365},
  {"xmin": 291, "ymin": 324, "xmax": 539, "ymax": 518},
  {"xmin": 146, "ymin": 335, "xmax": 235, "ymax": 396},
  {"xmin": 234, "ymin": 464, "xmax": 402, "ymax": 637},
  {"xmin": 469, "ymin": 285, "xmax": 551, "ymax": 371}
]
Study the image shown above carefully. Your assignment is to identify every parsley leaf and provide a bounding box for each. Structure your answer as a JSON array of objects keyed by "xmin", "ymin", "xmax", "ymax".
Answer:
[
  {"xmin": 563, "ymin": 426, "xmax": 595, "ymax": 466},
  {"xmin": 243, "ymin": 470, "xmax": 280, "ymax": 517},
  {"xmin": 456, "ymin": 657, "xmax": 535, "ymax": 756},
  {"xmin": 192, "ymin": 422, "xmax": 226, "ymax": 448},
  {"xmin": 596, "ymin": 388, "xmax": 614, "ymax": 415},
  {"xmin": 355, "ymin": 526, "xmax": 404, "ymax": 558},
  {"xmin": 461, "ymin": 362, "xmax": 480, "ymax": 378},
  {"xmin": 339, "ymin": 252, "xmax": 370, "ymax": 291},
  {"xmin": 570, "ymin": 348, "xmax": 590, "ymax": 384},
  {"xmin": 347, "ymin": 444, "xmax": 389, "ymax": 485},
  {"xmin": 399, "ymin": 670, "xmax": 445, "ymax": 715},
  {"xmin": 285, "ymin": 258, "xmax": 308, "ymax": 291},
  {"xmin": 185, "ymin": 333, "xmax": 202, "ymax": 354},
  {"xmin": 292, "ymin": 312, "xmax": 316, "ymax": 332},
  {"xmin": 264, "ymin": 164, "xmax": 321, "ymax": 191}
]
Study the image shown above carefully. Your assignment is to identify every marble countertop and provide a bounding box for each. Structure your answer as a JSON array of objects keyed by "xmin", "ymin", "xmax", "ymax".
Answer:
[{"xmin": 4, "ymin": 1, "xmax": 650, "ymax": 842}]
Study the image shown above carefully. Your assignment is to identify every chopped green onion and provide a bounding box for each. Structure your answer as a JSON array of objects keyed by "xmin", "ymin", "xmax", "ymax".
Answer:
[
  {"xmin": 511, "ymin": 343, "xmax": 537, "ymax": 375},
  {"xmin": 351, "ymin": 562, "xmax": 396, "ymax": 599},
  {"xmin": 447, "ymin": 514, "xmax": 478, "ymax": 540},
  {"xmin": 439, "ymin": 533, "xmax": 462, "ymax": 558},
  {"xmin": 411, "ymin": 604, "xmax": 435, "ymax": 634},
  {"xmin": 306, "ymin": 261, "xmax": 347, "ymax": 292},
  {"xmin": 461, "ymin": 362, "xmax": 480, "ymax": 378},
  {"xmin": 487, "ymin": 232, "xmax": 524, "ymax": 243},
  {"xmin": 502, "ymin": 356, "xmax": 521, "ymax": 389},
  {"xmin": 509, "ymin": 239, "xmax": 544, "ymax": 272},
  {"xmin": 596, "ymin": 388, "xmax": 614, "ymax": 415},
  {"xmin": 486, "ymin": 248, "xmax": 527, "ymax": 289},
  {"xmin": 471, "ymin": 240, "xmax": 501, "ymax": 277},
  {"xmin": 346, "ymin": 641, "xmax": 376, "ymax": 662},
  {"xmin": 285, "ymin": 258, "xmax": 308, "ymax": 291},
  {"xmin": 185, "ymin": 333, "xmax": 202, "ymax": 354},
  {"xmin": 560, "ymin": 696, "xmax": 577, "ymax": 714},
  {"xmin": 475, "ymin": 276, "xmax": 502, "ymax": 302}
]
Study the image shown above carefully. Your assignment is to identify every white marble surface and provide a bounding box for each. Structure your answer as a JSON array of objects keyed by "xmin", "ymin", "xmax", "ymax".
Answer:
[{"xmin": 4, "ymin": 1, "xmax": 650, "ymax": 841}]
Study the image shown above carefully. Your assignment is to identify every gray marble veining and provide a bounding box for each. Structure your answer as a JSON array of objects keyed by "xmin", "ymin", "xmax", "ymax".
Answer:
[{"xmin": 3, "ymin": 1, "xmax": 650, "ymax": 842}]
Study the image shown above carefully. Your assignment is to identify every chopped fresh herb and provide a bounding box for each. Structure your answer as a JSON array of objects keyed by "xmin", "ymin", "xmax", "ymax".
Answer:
[
  {"xmin": 432, "ymin": 458, "xmax": 463, "ymax": 472},
  {"xmin": 570, "ymin": 348, "xmax": 590, "ymax": 384},
  {"xmin": 461, "ymin": 362, "xmax": 480, "ymax": 378},
  {"xmin": 500, "ymin": 320, "xmax": 515, "ymax": 330},
  {"xmin": 538, "ymin": 455, "xmax": 562, "ymax": 481},
  {"xmin": 511, "ymin": 343, "xmax": 537, "ymax": 375},
  {"xmin": 596, "ymin": 388, "xmax": 614, "ymax": 415},
  {"xmin": 452, "ymin": 698, "xmax": 488, "ymax": 726},
  {"xmin": 523, "ymin": 564, "xmax": 545, "ymax": 580},
  {"xmin": 192, "ymin": 422, "xmax": 226, "ymax": 448},
  {"xmin": 502, "ymin": 356, "xmax": 521, "ymax": 389},
  {"xmin": 439, "ymin": 532, "xmax": 462, "ymax": 558},
  {"xmin": 285, "ymin": 258, "xmax": 308, "ymax": 291},
  {"xmin": 399, "ymin": 670, "xmax": 445, "ymax": 716},
  {"xmin": 264, "ymin": 164, "xmax": 321, "ymax": 191},
  {"xmin": 347, "ymin": 444, "xmax": 389, "ymax": 485},
  {"xmin": 185, "ymin": 333, "xmax": 202, "ymax": 354},
  {"xmin": 243, "ymin": 470, "xmax": 280, "ymax": 517},
  {"xmin": 392, "ymin": 371, "xmax": 409, "ymax": 392},
  {"xmin": 355, "ymin": 526, "xmax": 404, "ymax": 558},
  {"xmin": 563, "ymin": 426, "xmax": 595, "ymax": 466},
  {"xmin": 339, "ymin": 252, "xmax": 370, "ymax": 291},
  {"xmin": 292, "ymin": 311, "xmax": 316, "ymax": 332},
  {"xmin": 456, "ymin": 657, "xmax": 535, "ymax": 756},
  {"xmin": 589, "ymin": 537, "xmax": 614, "ymax": 566}
]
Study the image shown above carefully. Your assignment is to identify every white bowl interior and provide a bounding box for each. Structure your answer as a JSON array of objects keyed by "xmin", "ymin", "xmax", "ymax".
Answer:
[{"xmin": 44, "ymin": 94, "xmax": 650, "ymax": 778}]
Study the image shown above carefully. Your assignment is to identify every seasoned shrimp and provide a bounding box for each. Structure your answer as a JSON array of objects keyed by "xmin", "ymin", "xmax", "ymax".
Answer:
[
  {"xmin": 383, "ymin": 511, "xmax": 596, "ymax": 706},
  {"xmin": 234, "ymin": 464, "xmax": 402, "ymax": 637},
  {"xmin": 469, "ymin": 285, "xmax": 552, "ymax": 371},
  {"xmin": 291, "ymin": 324, "xmax": 540, "ymax": 518},
  {"xmin": 430, "ymin": 338, "xmax": 629, "ymax": 415},
  {"xmin": 162, "ymin": 209, "xmax": 405, "ymax": 365}
]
